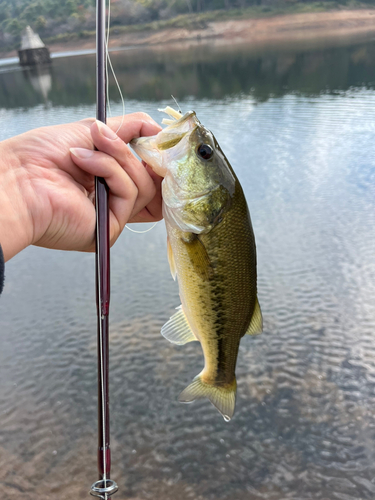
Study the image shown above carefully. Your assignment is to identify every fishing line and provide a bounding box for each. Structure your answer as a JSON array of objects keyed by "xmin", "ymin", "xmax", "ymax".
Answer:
[
  {"xmin": 100, "ymin": 13, "xmax": 107, "ymax": 493},
  {"xmin": 171, "ymin": 95, "xmax": 182, "ymax": 114},
  {"xmin": 126, "ymin": 221, "xmax": 159, "ymax": 233},
  {"xmin": 104, "ymin": 0, "xmax": 159, "ymax": 238},
  {"xmin": 105, "ymin": 0, "xmax": 125, "ymax": 135}
]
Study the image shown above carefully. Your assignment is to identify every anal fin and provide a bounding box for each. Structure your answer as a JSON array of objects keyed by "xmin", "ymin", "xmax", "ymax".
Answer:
[
  {"xmin": 161, "ymin": 305, "xmax": 198, "ymax": 345},
  {"xmin": 246, "ymin": 297, "xmax": 263, "ymax": 336}
]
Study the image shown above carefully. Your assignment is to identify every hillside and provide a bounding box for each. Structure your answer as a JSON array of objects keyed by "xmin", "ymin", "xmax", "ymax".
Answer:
[{"xmin": 0, "ymin": 0, "xmax": 374, "ymax": 52}]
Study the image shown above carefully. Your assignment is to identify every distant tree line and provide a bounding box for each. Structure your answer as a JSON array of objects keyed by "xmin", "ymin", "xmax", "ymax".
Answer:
[
  {"xmin": 0, "ymin": 0, "xmax": 362, "ymax": 49},
  {"xmin": 0, "ymin": 0, "xmax": 93, "ymax": 47}
]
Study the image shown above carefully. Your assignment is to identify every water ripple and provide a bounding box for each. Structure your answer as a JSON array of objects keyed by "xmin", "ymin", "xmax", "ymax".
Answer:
[{"xmin": 1, "ymin": 64, "xmax": 375, "ymax": 499}]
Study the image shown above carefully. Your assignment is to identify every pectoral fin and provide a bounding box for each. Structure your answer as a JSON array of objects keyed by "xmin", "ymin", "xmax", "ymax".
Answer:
[
  {"xmin": 161, "ymin": 305, "xmax": 198, "ymax": 345},
  {"xmin": 167, "ymin": 237, "xmax": 177, "ymax": 281},
  {"xmin": 246, "ymin": 297, "xmax": 263, "ymax": 336}
]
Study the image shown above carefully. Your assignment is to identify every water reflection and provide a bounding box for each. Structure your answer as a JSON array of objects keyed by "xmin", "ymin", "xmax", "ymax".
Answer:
[
  {"xmin": 1, "ymin": 40, "xmax": 375, "ymax": 109},
  {"xmin": 1, "ymin": 37, "xmax": 375, "ymax": 500},
  {"xmin": 22, "ymin": 65, "xmax": 52, "ymax": 102}
]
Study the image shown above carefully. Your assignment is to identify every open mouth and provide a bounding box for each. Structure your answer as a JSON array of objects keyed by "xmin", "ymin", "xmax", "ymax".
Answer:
[
  {"xmin": 159, "ymin": 107, "xmax": 196, "ymax": 127},
  {"xmin": 130, "ymin": 107, "xmax": 199, "ymax": 177}
]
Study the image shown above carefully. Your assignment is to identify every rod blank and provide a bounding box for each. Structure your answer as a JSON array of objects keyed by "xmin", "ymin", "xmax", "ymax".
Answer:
[{"xmin": 90, "ymin": 0, "xmax": 118, "ymax": 498}]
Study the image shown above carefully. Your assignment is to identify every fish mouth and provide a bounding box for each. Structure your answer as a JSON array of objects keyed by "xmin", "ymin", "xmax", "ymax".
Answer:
[
  {"xmin": 156, "ymin": 109, "xmax": 198, "ymax": 151},
  {"xmin": 130, "ymin": 107, "xmax": 199, "ymax": 177},
  {"xmin": 160, "ymin": 109, "xmax": 197, "ymax": 129}
]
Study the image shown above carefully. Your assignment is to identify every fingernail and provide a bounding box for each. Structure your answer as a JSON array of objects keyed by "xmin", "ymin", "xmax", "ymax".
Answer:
[
  {"xmin": 70, "ymin": 147, "xmax": 94, "ymax": 159},
  {"xmin": 96, "ymin": 120, "xmax": 118, "ymax": 140}
]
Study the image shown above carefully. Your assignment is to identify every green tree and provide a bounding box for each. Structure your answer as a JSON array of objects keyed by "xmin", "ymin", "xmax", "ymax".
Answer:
[
  {"xmin": 0, "ymin": 2, "xmax": 10, "ymax": 23},
  {"xmin": 66, "ymin": 0, "xmax": 77, "ymax": 16},
  {"xmin": 4, "ymin": 17, "xmax": 25, "ymax": 36},
  {"xmin": 35, "ymin": 14, "xmax": 47, "ymax": 31},
  {"xmin": 21, "ymin": 1, "xmax": 43, "ymax": 24}
]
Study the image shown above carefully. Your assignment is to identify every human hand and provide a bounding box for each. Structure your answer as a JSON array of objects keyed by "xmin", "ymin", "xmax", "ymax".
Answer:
[{"xmin": 0, "ymin": 113, "xmax": 163, "ymax": 261}]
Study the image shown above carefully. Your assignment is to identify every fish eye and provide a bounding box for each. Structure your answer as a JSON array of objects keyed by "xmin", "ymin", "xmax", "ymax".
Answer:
[{"xmin": 197, "ymin": 143, "xmax": 214, "ymax": 160}]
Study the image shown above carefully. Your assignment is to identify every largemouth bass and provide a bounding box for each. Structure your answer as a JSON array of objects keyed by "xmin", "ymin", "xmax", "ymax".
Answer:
[{"xmin": 131, "ymin": 107, "xmax": 262, "ymax": 421}]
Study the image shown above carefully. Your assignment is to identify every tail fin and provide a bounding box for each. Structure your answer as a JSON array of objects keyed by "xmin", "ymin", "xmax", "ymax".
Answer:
[{"xmin": 178, "ymin": 375, "xmax": 236, "ymax": 422}]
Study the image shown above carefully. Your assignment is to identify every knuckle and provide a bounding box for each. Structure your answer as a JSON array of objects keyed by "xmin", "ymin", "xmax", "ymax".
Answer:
[
  {"xmin": 132, "ymin": 111, "xmax": 151, "ymax": 121},
  {"xmin": 129, "ymin": 182, "xmax": 138, "ymax": 201},
  {"xmin": 79, "ymin": 117, "xmax": 95, "ymax": 126},
  {"xmin": 120, "ymin": 143, "xmax": 134, "ymax": 158},
  {"xmin": 146, "ymin": 182, "xmax": 156, "ymax": 202},
  {"xmin": 110, "ymin": 233, "xmax": 120, "ymax": 247}
]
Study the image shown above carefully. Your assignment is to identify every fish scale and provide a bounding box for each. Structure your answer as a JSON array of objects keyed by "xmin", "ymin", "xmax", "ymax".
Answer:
[
  {"xmin": 130, "ymin": 107, "xmax": 262, "ymax": 420},
  {"xmin": 172, "ymin": 184, "xmax": 257, "ymax": 384}
]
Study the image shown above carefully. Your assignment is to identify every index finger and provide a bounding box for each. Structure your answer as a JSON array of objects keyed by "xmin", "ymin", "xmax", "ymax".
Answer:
[{"xmin": 107, "ymin": 112, "xmax": 162, "ymax": 144}]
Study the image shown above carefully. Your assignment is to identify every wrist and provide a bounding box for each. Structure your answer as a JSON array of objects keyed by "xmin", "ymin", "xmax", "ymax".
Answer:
[{"xmin": 0, "ymin": 138, "xmax": 33, "ymax": 261}]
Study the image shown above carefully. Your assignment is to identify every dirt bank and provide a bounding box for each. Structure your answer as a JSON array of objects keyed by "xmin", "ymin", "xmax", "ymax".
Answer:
[
  {"xmin": 3, "ymin": 9, "xmax": 375, "ymax": 58},
  {"xmin": 53, "ymin": 9, "xmax": 375, "ymax": 52}
]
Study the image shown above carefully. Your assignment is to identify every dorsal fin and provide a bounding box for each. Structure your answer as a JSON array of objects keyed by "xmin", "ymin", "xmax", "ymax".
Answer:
[
  {"xmin": 161, "ymin": 306, "xmax": 198, "ymax": 345},
  {"xmin": 245, "ymin": 297, "xmax": 263, "ymax": 336}
]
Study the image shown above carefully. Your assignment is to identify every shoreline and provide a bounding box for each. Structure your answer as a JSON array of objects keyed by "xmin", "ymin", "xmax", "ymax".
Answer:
[{"xmin": 2, "ymin": 8, "xmax": 375, "ymax": 59}]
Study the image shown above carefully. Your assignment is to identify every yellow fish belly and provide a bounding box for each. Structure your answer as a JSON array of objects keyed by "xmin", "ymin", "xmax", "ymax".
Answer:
[{"xmin": 163, "ymin": 182, "xmax": 262, "ymax": 421}]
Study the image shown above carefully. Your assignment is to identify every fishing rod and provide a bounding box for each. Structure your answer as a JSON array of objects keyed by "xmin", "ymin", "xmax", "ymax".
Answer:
[{"xmin": 90, "ymin": 0, "xmax": 118, "ymax": 498}]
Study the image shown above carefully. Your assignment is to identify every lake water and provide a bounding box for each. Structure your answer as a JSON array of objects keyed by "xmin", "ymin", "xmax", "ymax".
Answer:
[{"xmin": 1, "ymin": 38, "xmax": 375, "ymax": 500}]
